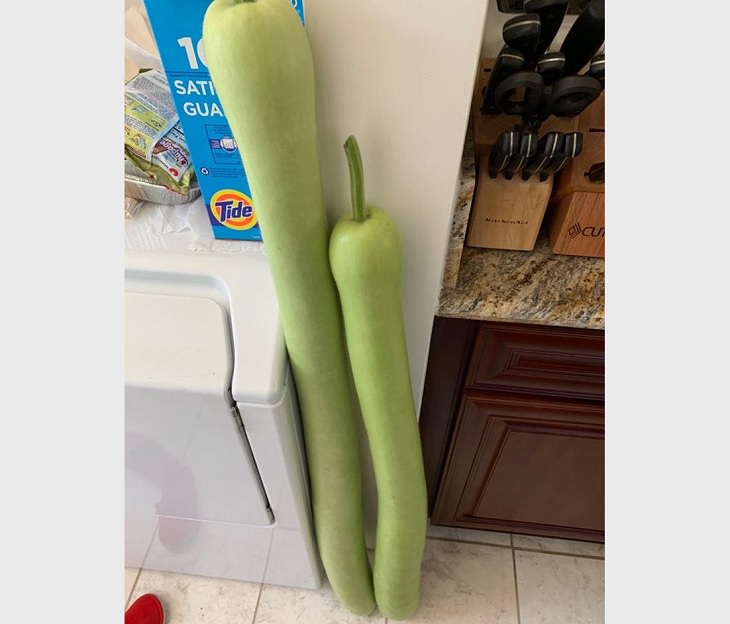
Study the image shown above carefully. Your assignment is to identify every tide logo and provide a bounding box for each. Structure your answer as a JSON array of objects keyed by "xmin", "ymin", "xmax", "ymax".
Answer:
[{"xmin": 210, "ymin": 189, "xmax": 257, "ymax": 230}]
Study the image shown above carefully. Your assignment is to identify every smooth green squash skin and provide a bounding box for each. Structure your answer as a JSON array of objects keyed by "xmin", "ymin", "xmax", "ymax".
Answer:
[
  {"xmin": 329, "ymin": 136, "xmax": 428, "ymax": 620},
  {"xmin": 202, "ymin": 1, "xmax": 375, "ymax": 615}
]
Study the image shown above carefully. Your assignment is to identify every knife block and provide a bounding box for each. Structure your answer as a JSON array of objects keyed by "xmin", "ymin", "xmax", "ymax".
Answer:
[
  {"xmin": 465, "ymin": 157, "xmax": 553, "ymax": 251},
  {"xmin": 546, "ymin": 93, "xmax": 605, "ymax": 258}
]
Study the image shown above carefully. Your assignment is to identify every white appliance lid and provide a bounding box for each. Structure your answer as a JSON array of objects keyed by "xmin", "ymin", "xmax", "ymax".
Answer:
[
  {"xmin": 125, "ymin": 292, "xmax": 232, "ymax": 394},
  {"xmin": 125, "ymin": 200, "xmax": 288, "ymax": 405}
]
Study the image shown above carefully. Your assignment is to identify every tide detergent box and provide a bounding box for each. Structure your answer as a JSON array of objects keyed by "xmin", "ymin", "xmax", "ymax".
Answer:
[{"xmin": 142, "ymin": 0, "xmax": 306, "ymax": 241}]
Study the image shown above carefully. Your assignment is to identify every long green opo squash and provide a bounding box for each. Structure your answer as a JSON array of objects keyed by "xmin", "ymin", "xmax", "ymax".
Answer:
[
  {"xmin": 329, "ymin": 135, "xmax": 428, "ymax": 620},
  {"xmin": 202, "ymin": 1, "xmax": 375, "ymax": 615}
]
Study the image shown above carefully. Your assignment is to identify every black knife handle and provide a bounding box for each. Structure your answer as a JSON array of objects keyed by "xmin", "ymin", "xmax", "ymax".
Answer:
[
  {"xmin": 585, "ymin": 161, "xmax": 605, "ymax": 183},
  {"xmin": 588, "ymin": 52, "xmax": 605, "ymax": 86},
  {"xmin": 480, "ymin": 46, "xmax": 527, "ymax": 114},
  {"xmin": 521, "ymin": 131, "xmax": 565, "ymax": 180},
  {"xmin": 494, "ymin": 71, "xmax": 544, "ymax": 117},
  {"xmin": 502, "ymin": 13, "xmax": 542, "ymax": 62},
  {"xmin": 560, "ymin": 0, "xmax": 605, "ymax": 75},
  {"xmin": 538, "ymin": 155, "xmax": 567, "ymax": 181},
  {"xmin": 523, "ymin": 0, "xmax": 569, "ymax": 65},
  {"xmin": 503, "ymin": 130, "xmax": 538, "ymax": 180},
  {"xmin": 539, "ymin": 131, "xmax": 583, "ymax": 181},
  {"xmin": 536, "ymin": 51, "xmax": 565, "ymax": 87},
  {"xmin": 564, "ymin": 131, "xmax": 584, "ymax": 158},
  {"xmin": 544, "ymin": 75, "xmax": 602, "ymax": 118},
  {"xmin": 488, "ymin": 130, "xmax": 521, "ymax": 178}
]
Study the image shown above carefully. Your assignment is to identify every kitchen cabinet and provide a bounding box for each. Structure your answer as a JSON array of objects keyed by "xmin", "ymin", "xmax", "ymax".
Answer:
[{"xmin": 419, "ymin": 316, "xmax": 605, "ymax": 543}]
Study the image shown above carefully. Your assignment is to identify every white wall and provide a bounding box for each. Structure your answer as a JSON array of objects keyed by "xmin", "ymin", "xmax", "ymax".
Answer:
[
  {"xmin": 302, "ymin": 0, "xmax": 491, "ymax": 544},
  {"xmin": 304, "ymin": 0, "xmax": 490, "ymax": 413}
]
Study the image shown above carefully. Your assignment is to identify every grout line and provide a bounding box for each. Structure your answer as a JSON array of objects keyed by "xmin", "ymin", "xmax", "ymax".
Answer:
[
  {"xmin": 125, "ymin": 567, "xmax": 143, "ymax": 609},
  {"xmin": 512, "ymin": 546, "xmax": 522, "ymax": 624},
  {"xmin": 426, "ymin": 533, "xmax": 604, "ymax": 560},
  {"xmin": 512, "ymin": 546, "xmax": 604, "ymax": 561},
  {"xmin": 126, "ymin": 523, "xmax": 159, "ymax": 608},
  {"xmin": 250, "ymin": 582, "xmax": 264, "ymax": 624},
  {"xmin": 427, "ymin": 535, "xmax": 514, "ymax": 550}
]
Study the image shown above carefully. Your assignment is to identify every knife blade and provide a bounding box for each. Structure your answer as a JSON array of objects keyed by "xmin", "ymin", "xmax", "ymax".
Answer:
[
  {"xmin": 539, "ymin": 131, "xmax": 583, "ymax": 181},
  {"xmin": 502, "ymin": 13, "xmax": 542, "ymax": 64},
  {"xmin": 521, "ymin": 131, "xmax": 565, "ymax": 180},
  {"xmin": 480, "ymin": 46, "xmax": 527, "ymax": 114},
  {"xmin": 503, "ymin": 130, "xmax": 538, "ymax": 180},
  {"xmin": 559, "ymin": 0, "xmax": 605, "ymax": 75},
  {"xmin": 523, "ymin": 0, "xmax": 569, "ymax": 65},
  {"xmin": 488, "ymin": 129, "xmax": 522, "ymax": 178}
]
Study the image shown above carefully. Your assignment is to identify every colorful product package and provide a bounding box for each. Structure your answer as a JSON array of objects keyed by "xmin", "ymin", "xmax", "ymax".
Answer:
[{"xmin": 142, "ymin": 0, "xmax": 305, "ymax": 241}]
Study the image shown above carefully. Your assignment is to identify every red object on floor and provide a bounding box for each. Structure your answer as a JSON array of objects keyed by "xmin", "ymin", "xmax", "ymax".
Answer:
[{"xmin": 125, "ymin": 593, "xmax": 165, "ymax": 624}]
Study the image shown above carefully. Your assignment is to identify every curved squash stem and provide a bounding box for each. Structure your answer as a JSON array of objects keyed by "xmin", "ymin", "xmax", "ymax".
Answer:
[{"xmin": 344, "ymin": 135, "xmax": 369, "ymax": 223}]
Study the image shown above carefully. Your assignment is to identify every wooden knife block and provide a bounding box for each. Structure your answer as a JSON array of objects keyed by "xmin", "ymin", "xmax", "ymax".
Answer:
[
  {"xmin": 465, "ymin": 57, "xmax": 605, "ymax": 255},
  {"xmin": 465, "ymin": 157, "xmax": 553, "ymax": 251},
  {"xmin": 546, "ymin": 93, "xmax": 605, "ymax": 258}
]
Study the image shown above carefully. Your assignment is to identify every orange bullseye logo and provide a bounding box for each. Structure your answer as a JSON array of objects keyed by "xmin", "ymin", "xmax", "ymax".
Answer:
[{"xmin": 210, "ymin": 189, "xmax": 257, "ymax": 230}]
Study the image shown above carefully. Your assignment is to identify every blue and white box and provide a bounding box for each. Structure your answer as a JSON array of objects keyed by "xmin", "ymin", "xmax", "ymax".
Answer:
[{"xmin": 142, "ymin": 0, "xmax": 305, "ymax": 241}]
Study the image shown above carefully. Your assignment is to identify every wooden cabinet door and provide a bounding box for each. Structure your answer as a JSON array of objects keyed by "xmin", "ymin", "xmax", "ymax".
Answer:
[{"xmin": 431, "ymin": 394, "xmax": 604, "ymax": 542}]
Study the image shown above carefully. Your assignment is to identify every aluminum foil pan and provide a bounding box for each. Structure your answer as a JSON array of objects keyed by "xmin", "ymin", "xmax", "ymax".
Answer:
[{"xmin": 124, "ymin": 159, "xmax": 200, "ymax": 205}]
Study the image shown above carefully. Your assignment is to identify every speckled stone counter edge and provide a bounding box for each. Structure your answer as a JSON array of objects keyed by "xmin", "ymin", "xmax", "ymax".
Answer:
[{"xmin": 437, "ymin": 130, "xmax": 605, "ymax": 331}]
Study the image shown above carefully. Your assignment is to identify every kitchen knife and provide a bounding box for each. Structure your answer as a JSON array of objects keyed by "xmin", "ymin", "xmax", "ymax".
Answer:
[
  {"xmin": 523, "ymin": 0, "xmax": 569, "ymax": 65},
  {"xmin": 536, "ymin": 51, "xmax": 566, "ymax": 86},
  {"xmin": 503, "ymin": 130, "xmax": 538, "ymax": 180},
  {"xmin": 480, "ymin": 46, "xmax": 527, "ymax": 114},
  {"xmin": 521, "ymin": 131, "xmax": 565, "ymax": 180},
  {"xmin": 494, "ymin": 70, "xmax": 544, "ymax": 117},
  {"xmin": 540, "ymin": 74, "xmax": 602, "ymax": 119},
  {"xmin": 488, "ymin": 129, "xmax": 522, "ymax": 178},
  {"xmin": 539, "ymin": 131, "xmax": 582, "ymax": 181},
  {"xmin": 559, "ymin": 0, "xmax": 605, "ymax": 75},
  {"xmin": 502, "ymin": 13, "xmax": 542, "ymax": 64},
  {"xmin": 585, "ymin": 161, "xmax": 605, "ymax": 183}
]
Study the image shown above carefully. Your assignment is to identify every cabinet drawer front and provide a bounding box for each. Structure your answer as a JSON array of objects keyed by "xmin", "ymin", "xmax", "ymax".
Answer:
[
  {"xmin": 432, "ymin": 395, "xmax": 604, "ymax": 542},
  {"xmin": 467, "ymin": 323, "xmax": 604, "ymax": 399}
]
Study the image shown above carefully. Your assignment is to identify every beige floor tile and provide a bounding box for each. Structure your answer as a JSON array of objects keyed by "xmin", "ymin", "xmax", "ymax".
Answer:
[
  {"xmin": 254, "ymin": 577, "xmax": 385, "ymax": 624},
  {"xmin": 426, "ymin": 523, "xmax": 512, "ymax": 547},
  {"xmin": 512, "ymin": 534, "xmax": 604, "ymax": 558},
  {"xmin": 125, "ymin": 567, "xmax": 140, "ymax": 606},
  {"xmin": 130, "ymin": 569, "xmax": 261, "ymax": 624},
  {"xmin": 515, "ymin": 550, "xmax": 604, "ymax": 624},
  {"xmin": 389, "ymin": 538, "xmax": 518, "ymax": 623}
]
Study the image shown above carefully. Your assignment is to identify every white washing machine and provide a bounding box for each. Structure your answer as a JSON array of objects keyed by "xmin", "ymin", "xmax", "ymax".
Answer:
[{"xmin": 124, "ymin": 199, "xmax": 322, "ymax": 588}]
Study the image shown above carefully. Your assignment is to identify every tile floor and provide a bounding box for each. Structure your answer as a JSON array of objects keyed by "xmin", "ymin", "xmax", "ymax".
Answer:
[{"xmin": 125, "ymin": 524, "xmax": 604, "ymax": 623}]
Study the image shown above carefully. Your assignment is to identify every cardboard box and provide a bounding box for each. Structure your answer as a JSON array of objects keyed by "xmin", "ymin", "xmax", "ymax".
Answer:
[{"xmin": 142, "ymin": 0, "xmax": 305, "ymax": 241}]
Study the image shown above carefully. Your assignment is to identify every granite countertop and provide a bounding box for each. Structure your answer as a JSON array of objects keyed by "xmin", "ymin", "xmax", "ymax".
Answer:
[{"xmin": 437, "ymin": 130, "xmax": 605, "ymax": 331}]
